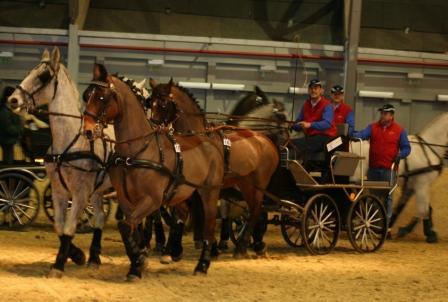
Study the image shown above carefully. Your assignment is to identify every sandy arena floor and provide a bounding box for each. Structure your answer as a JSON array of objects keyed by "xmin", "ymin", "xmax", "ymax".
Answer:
[{"xmin": 0, "ymin": 171, "xmax": 447, "ymax": 302}]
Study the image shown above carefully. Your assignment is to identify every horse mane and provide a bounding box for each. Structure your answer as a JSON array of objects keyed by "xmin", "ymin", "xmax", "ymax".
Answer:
[
  {"xmin": 115, "ymin": 74, "xmax": 148, "ymax": 106},
  {"xmin": 174, "ymin": 84, "xmax": 204, "ymax": 114}
]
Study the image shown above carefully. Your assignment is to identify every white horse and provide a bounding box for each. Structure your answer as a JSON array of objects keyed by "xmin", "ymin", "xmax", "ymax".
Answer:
[
  {"xmin": 8, "ymin": 47, "xmax": 113, "ymax": 277},
  {"xmin": 351, "ymin": 112, "xmax": 447, "ymax": 243}
]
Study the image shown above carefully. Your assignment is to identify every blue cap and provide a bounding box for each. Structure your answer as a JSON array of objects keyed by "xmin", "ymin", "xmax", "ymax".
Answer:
[
  {"xmin": 331, "ymin": 85, "xmax": 344, "ymax": 93},
  {"xmin": 308, "ymin": 79, "xmax": 322, "ymax": 88}
]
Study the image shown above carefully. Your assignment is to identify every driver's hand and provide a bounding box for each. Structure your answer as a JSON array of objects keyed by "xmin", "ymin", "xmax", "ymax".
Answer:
[{"xmin": 298, "ymin": 121, "xmax": 311, "ymax": 129}]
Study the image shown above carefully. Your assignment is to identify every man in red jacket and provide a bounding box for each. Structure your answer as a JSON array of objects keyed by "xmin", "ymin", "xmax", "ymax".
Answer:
[
  {"xmin": 353, "ymin": 104, "xmax": 411, "ymax": 221},
  {"xmin": 331, "ymin": 85, "xmax": 354, "ymax": 136},
  {"xmin": 291, "ymin": 79, "xmax": 336, "ymax": 159}
]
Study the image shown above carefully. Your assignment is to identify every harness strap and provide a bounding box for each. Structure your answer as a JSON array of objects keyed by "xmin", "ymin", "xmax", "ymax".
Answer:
[{"xmin": 162, "ymin": 132, "xmax": 184, "ymax": 203}]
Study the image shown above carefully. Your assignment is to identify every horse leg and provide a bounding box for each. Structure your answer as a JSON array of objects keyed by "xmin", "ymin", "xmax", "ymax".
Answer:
[
  {"xmin": 153, "ymin": 211, "xmax": 166, "ymax": 251},
  {"xmin": 394, "ymin": 187, "xmax": 419, "ymax": 238},
  {"xmin": 191, "ymin": 192, "xmax": 205, "ymax": 249},
  {"xmin": 63, "ymin": 193, "xmax": 88, "ymax": 266},
  {"xmin": 160, "ymin": 208, "xmax": 184, "ymax": 264},
  {"xmin": 194, "ymin": 189, "xmax": 219, "ymax": 274},
  {"xmin": 413, "ymin": 180, "xmax": 438, "ymax": 243},
  {"xmin": 120, "ymin": 196, "xmax": 160, "ymax": 280},
  {"xmin": 391, "ymin": 186, "xmax": 414, "ymax": 228},
  {"xmin": 252, "ymin": 209, "xmax": 268, "ymax": 256},
  {"xmin": 140, "ymin": 214, "xmax": 154, "ymax": 252},
  {"xmin": 218, "ymin": 199, "xmax": 230, "ymax": 252},
  {"xmin": 233, "ymin": 182, "xmax": 264, "ymax": 258},
  {"xmin": 48, "ymin": 187, "xmax": 70, "ymax": 278},
  {"xmin": 87, "ymin": 191, "xmax": 106, "ymax": 268},
  {"xmin": 117, "ymin": 220, "xmax": 146, "ymax": 281}
]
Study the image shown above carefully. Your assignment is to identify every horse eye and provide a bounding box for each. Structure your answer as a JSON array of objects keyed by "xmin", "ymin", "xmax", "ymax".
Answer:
[
  {"xmin": 38, "ymin": 70, "xmax": 51, "ymax": 83},
  {"xmin": 99, "ymin": 96, "xmax": 104, "ymax": 101}
]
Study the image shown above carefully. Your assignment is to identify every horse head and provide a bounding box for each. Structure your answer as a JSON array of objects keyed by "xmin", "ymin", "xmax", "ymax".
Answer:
[{"xmin": 8, "ymin": 47, "xmax": 61, "ymax": 112}]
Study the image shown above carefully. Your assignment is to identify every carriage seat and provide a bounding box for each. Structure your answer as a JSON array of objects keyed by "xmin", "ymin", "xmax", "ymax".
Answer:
[{"xmin": 332, "ymin": 151, "xmax": 364, "ymax": 177}]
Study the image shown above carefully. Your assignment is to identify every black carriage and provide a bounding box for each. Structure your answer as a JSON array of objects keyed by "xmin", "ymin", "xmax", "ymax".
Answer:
[{"xmin": 227, "ymin": 134, "xmax": 397, "ymax": 255}]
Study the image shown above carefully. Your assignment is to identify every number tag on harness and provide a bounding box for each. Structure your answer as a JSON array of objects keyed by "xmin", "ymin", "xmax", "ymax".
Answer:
[
  {"xmin": 223, "ymin": 138, "xmax": 232, "ymax": 147},
  {"xmin": 174, "ymin": 143, "xmax": 181, "ymax": 153}
]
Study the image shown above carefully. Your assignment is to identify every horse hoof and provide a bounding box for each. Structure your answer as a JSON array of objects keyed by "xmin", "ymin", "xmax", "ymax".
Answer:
[
  {"xmin": 126, "ymin": 274, "xmax": 141, "ymax": 282},
  {"xmin": 171, "ymin": 253, "xmax": 183, "ymax": 262},
  {"xmin": 233, "ymin": 251, "xmax": 249, "ymax": 260},
  {"xmin": 397, "ymin": 227, "xmax": 409, "ymax": 238},
  {"xmin": 47, "ymin": 268, "xmax": 64, "ymax": 279},
  {"xmin": 426, "ymin": 232, "xmax": 438, "ymax": 243},
  {"xmin": 254, "ymin": 242, "xmax": 268, "ymax": 257},
  {"xmin": 69, "ymin": 248, "xmax": 86, "ymax": 266},
  {"xmin": 217, "ymin": 240, "xmax": 229, "ymax": 252},
  {"xmin": 87, "ymin": 261, "xmax": 100, "ymax": 270},
  {"xmin": 160, "ymin": 255, "xmax": 173, "ymax": 264},
  {"xmin": 193, "ymin": 261, "xmax": 210, "ymax": 275}
]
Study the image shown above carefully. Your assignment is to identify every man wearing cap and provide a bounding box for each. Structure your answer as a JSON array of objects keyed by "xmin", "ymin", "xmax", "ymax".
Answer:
[
  {"xmin": 353, "ymin": 104, "xmax": 411, "ymax": 221},
  {"xmin": 291, "ymin": 79, "xmax": 336, "ymax": 159},
  {"xmin": 331, "ymin": 85, "xmax": 355, "ymax": 136}
]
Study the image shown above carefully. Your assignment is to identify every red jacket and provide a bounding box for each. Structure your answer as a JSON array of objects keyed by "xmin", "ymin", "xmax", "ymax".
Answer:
[
  {"xmin": 369, "ymin": 121, "xmax": 402, "ymax": 169},
  {"xmin": 301, "ymin": 97, "xmax": 336, "ymax": 137},
  {"xmin": 334, "ymin": 103, "xmax": 352, "ymax": 125}
]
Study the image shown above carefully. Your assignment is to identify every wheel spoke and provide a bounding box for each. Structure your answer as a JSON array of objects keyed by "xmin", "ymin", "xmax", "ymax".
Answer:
[
  {"xmin": 14, "ymin": 202, "xmax": 37, "ymax": 210},
  {"xmin": 0, "ymin": 181, "xmax": 11, "ymax": 199},
  {"xmin": 14, "ymin": 205, "xmax": 32, "ymax": 221},
  {"xmin": 321, "ymin": 210, "xmax": 333, "ymax": 224},
  {"xmin": 11, "ymin": 207, "xmax": 23, "ymax": 225},
  {"xmin": 320, "ymin": 229, "xmax": 333, "ymax": 245},
  {"xmin": 12, "ymin": 180, "xmax": 24, "ymax": 198},
  {"xmin": 13, "ymin": 186, "xmax": 31, "ymax": 200}
]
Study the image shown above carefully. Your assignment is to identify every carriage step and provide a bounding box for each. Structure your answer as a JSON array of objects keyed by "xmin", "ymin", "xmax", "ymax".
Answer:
[
  {"xmin": 362, "ymin": 181, "xmax": 391, "ymax": 189},
  {"xmin": 287, "ymin": 160, "xmax": 318, "ymax": 186}
]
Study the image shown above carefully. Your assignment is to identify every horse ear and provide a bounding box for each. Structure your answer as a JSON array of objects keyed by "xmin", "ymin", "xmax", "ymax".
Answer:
[
  {"xmin": 149, "ymin": 78, "xmax": 157, "ymax": 89},
  {"xmin": 41, "ymin": 49, "xmax": 50, "ymax": 62},
  {"xmin": 168, "ymin": 78, "xmax": 174, "ymax": 86},
  {"xmin": 50, "ymin": 47, "xmax": 61, "ymax": 72},
  {"xmin": 255, "ymin": 85, "xmax": 268, "ymax": 102}
]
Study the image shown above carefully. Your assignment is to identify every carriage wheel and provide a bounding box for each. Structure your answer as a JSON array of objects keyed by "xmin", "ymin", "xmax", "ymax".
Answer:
[
  {"xmin": 301, "ymin": 194, "xmax": 340, "ymax": 255},
  {"xmin": 347, "ymin": 194, "xmax": 388, "ymax": 253},
  {"xmin": 280, "ymin": 214, "xmax": 303, "ymax": 248},
  {"xmin": 43, "ymin": 185, "xmax": 113, "ymax": 233},
  {"xmin": 230, "ymin": 212, "xmax": 250, "ymax": 246},
  {"xmin": 0, "ymin": 173, "xmax": 40, "ymax": 229},
  {"xmin": 229, "ymin": 201, "xmax": 250, "ymax": 246}
]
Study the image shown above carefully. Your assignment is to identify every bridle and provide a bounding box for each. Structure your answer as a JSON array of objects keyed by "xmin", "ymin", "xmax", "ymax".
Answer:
[
  {"xmin": 16, "ymin": 60, "xmax": 59, "ymax": 110},
  {"xmin": 83, "ymin": 81, "xmax": 121, "ymax": 129},
  {"xmin": 149, "ymin": 87, "xmax": 180, "ymax": 126}
]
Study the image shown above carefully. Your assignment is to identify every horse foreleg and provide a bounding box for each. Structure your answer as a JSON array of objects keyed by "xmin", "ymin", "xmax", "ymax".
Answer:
[
  {"xmin": 233, "ymin": 183, "xmax": 263, "ymax": 258},
  {"xmin": 48, "ymin": 188, "xmax": 70, "ymax": 278},
  {"xmin": 160, "ymin": 206, "xmax": 185, "ymax": 264},
  {"xmin": 63, "ymin": 194, "xmax": 88, "ymax": 266},
  {"xmin": 390, "ymin": 186, "xmax": 414, "ymax": 228},
  {"xmin": 194, "ymin": 189, "xmax": 219, "ymax": 274},
  {"xmin": 120, "ymin": 196, "xmax": 159, "ymax": 280},
  {"xmin": 87, "ymin": 191, "xmax": 106, "ymax": 268},
  {"xmin": 413, "ymin": 180, "xmax": 438, "ymax": 243}
]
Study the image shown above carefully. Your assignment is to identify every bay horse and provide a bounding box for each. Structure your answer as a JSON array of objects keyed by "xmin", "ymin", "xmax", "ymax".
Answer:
[
  {"xmin": 148, "ymin": 79, "xmax": 281, "ymax": 256},
  {"xmin": 7, "ymin": 48, "xmax": 112, "ymax": 277},
  {"xmin": 83, "ymin": 75, "xmax": 229, "ymax": 279}
]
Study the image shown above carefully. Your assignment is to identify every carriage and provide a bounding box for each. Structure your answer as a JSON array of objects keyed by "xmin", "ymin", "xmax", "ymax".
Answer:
[
  {"xmin": 0, "ymin": 127, "xmax": 113, "ymax": 231},
  {"xmin": 229, "ymin": 133, "xmax": 397, "ymax": 255}
]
